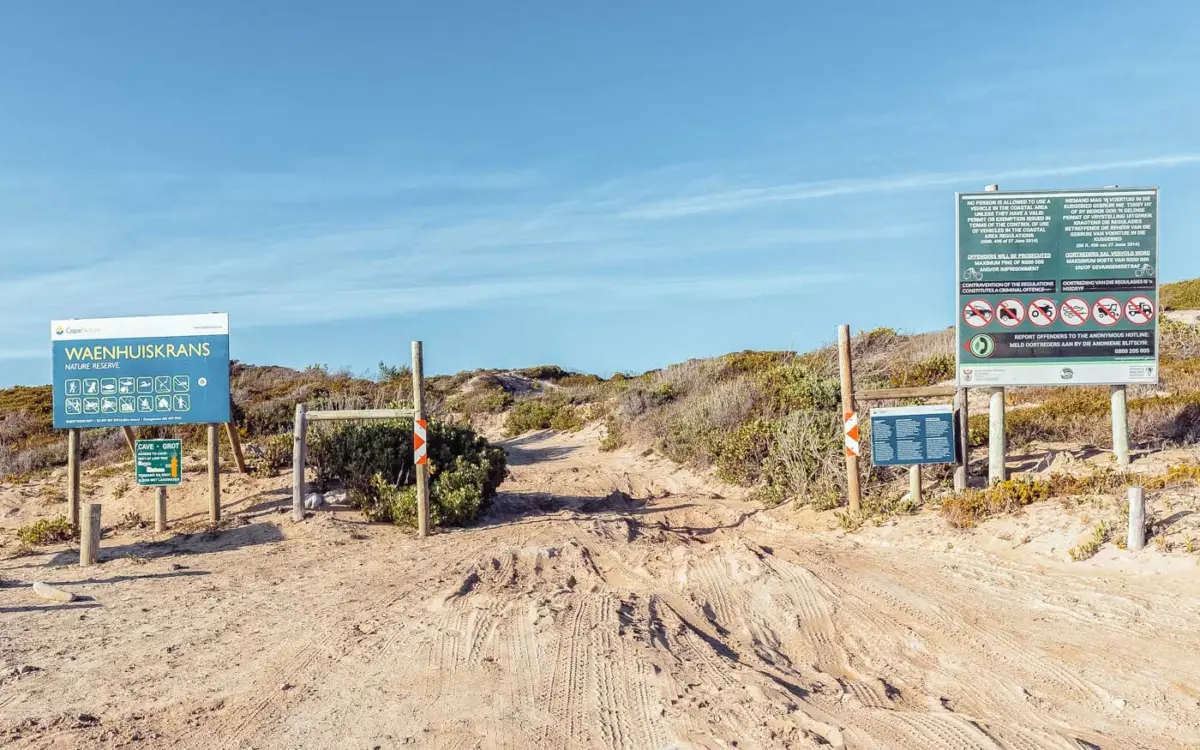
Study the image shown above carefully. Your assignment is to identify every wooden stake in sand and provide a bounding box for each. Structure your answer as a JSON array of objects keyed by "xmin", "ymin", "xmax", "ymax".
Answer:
[
  {"xmin": 80, "ymin": 503, "xmax": 101, "ymax": 567},
  {"xmin": 1127, "ymin": 486, "xmax": 1146, "ymax": 551},
  {"xmin": 412, "ymin": 341, "xmax": 431, "ymax": 538},
  {"xmin": 292, "ymin": 404, "xmax": 307, "ymax": 523},
  {"xmin": 837, "ymin": 325, "xmax": 862, "ymax": 513}
]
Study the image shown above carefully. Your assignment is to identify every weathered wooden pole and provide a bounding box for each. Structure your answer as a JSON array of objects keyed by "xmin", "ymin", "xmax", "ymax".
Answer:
[
  {"xmin": 207, "ymin": 424, "xmax": 221, "ymax": 523},
  {"xmin": 837, "ymin": 325, "xmax": 862, "ymax": 513},
  {"xmin": 155, "ymin": 486, "xmax": 168, "ymax": 533},
  {"xmin": 954, "ymin": 388, "xmax": 970, "ymax": 491},
  {"xmin": 67, "ymin": 429, "xmax": 81, "ymax": 527},
  {"xmin": 122, "ymin": 426, "xmax": 137, "ymax": 457},
  {"xmin": 225, "ymin": 422, "xmax": 248, "ymax": 474},
  {"xmin": 412, "ymin": 341, "xmax": 431, "ymax": 537},
  {"xmin": 1111, "ymin": 385, "xmax": 1130, "ymax": 468},
  {"xmin": 292, "ymin": 404, "xmax": 307, "ymax": 522},
  {"xmin": 80, "ymin": 503, "xmax": 101, "ymax": 567},
  {"xmin": 983, "ymin": 183, "xmax": 1007, "ymax": 485},
  {"xmin": 1127, "ymin": 486, "xmax": 1146, "ymax": 551}
]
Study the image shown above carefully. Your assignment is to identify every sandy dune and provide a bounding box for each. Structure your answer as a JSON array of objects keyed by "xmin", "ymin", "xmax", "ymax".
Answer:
[{"xmin": 2, "ymin": 427, "xmax": 1200, "ymax": 749}]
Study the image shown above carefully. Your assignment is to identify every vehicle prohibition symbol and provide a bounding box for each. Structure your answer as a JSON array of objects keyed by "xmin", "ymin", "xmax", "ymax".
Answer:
[
  {"xmin": 1125, "ymin": 295, "xmax": 1155, "ymax": 325},
  {"xmin": 963, "ymin": 299, "xmax": 993, "ymax": 328},
  {"xmin": 996, "ymin": 299, "xmax": 1025, "ymax": 328},
  {"xmin": 968, "ymin": 334, "xmax": 996, "ymax": 359},
  {"xmin": 1060, "ymin": 298, "xmax": 1089, "ymax": 327},
  {"xmin": 1093, "ymin": 296, "xmax": 1121, "ymax": 326},
  {"xmin": 1028, "ymin": 298, "xmax": 1057, "ymax": 327}
]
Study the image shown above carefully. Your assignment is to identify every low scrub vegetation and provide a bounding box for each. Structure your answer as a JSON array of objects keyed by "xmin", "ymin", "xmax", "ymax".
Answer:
[
  {"xmin": 1162, "ymin": 278, "xmax": 1200, "ymax": 311},
  {"xmin": 17, "ymin": 516, "xmax": 76, "ymax": 546},
  {"xmin": 504, "ymin": 398, "xmax": 583, "ymax": 436}
]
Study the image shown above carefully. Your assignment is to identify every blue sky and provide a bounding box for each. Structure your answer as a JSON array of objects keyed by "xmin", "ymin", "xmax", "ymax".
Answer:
[{"xmin": 2, "ymin": 1, "xmax": 1200, "ymax": 386}]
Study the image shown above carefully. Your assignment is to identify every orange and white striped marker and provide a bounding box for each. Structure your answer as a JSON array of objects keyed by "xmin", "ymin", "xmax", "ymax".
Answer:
[
  {"xmin": 844, "ymin": 411, "xmax": 860, "ymax": 457},
  {"xmin": 414, "ymin": 419, "xmax": 427, "ymax": 465}
]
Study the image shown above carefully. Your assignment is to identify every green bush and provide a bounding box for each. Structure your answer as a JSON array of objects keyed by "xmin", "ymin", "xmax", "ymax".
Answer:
[
  {"xmin": 17, "ymin": 516, "xmax": 77, "ymax": 546},
  {"xmin": 1162, "ymin": 278, "xmax": 1200, "ymax": 311},
  {"xmin": 889, "ymin": 354, "xmax": 954, "ymax": 388},
  {"xmin": 313, "ymin": 419, "xmax": 506, "ymax": 529},
  {"xmin": 754, "ymin": 410, "xmax": 844, "ymax": 508},
  {"xmin": 599, "ymin": 415, "xmax": 624, "ymax": 452},
  {"xmin": 758, "ymin": 362, "xmax": 840, "ymax": 413},
  {"xmin": 713, "ymin": 418, "xmax": 777, "ymax": 485},
  {"xmin": 252, "ymin": 433, "xmax": 293, "ymax": 475},
  {"xmin": 504, "ymin": 398, "xmax": 582, "ymax": 436}
]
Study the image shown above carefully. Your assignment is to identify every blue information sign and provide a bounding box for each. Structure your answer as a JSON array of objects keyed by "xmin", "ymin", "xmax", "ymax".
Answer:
[
  {"xmin": 869, "ymin": 404, "xmax": 957, "ymax": 467},
  {"xmin": 51, "ymin": 314, "xmax": 231, "ymax": 429}
]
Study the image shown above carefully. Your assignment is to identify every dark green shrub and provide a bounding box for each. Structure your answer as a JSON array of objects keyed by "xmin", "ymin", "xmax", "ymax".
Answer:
[{"xmin": 312, "ymin": 419, "xmax": 506, "ymax": 529}]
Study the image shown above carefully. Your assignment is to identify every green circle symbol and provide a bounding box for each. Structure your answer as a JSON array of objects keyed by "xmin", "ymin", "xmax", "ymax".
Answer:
[{"xmin": 969, "ymin": 334, "xmax": 996, "ymax": 358}]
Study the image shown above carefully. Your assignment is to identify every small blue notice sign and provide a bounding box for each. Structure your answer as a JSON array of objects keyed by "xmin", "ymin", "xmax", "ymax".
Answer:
[{"xmin": 869, "ymin": 404, "xmax": 957, "ymax": 466}]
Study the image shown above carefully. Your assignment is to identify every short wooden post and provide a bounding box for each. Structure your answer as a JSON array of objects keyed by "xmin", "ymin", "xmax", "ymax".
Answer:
[
  {"xmin": 155, "ymin": 487, "xmax": 167, "ymax": 532},
  {"xmin": 122, "ymin": 426, "xmax": 137, "ymax": 457},
  {"xmin": 1127, "ymin": 486, "xmax": 1145, "ymax": 551},
  {"xmin": 909, "ymin": 465, "xmax": 922, "ymax": 504},
  {"xmin": 67, "ymin": 429, "xmax": 81, "ymax": 527},
  {"xmin": 1111, "ymin": 385, "xmax": 1130, "ymax": 468},
  {"xmin": 207, "ymin": 424, "xmax": 221, "ymax": 523},
  {"xmin": 837, "ymin": 326, "xmax": 862, "ymax": 513},
  {"xmin": 954, "ymin": 388, "xmax": 970, "ymax": 492},
  {"xmin": 80, "ymin": 502, "xmax": 101, "ymax": 567},
  {"xmin": 292, "ymin": 404, "xmax": 307, "ymax": 522},
  {"xmin": 225, "ymin": 422, "xmax": 248, "ymax": 474},
  {"xmin": 988, "ymin": 387, "xmax": 1006, "ymax": 484},
  {"xmin": 412, "ymin": 341, "xmax": 430, "ymax": 537}
]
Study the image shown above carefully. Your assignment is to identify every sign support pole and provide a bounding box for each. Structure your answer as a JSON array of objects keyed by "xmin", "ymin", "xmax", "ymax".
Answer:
[
  {"xmin": 837, "ymin": 325, "xmax": 862, "ymax": 513},
  {"xmin": 292, "ymin": 404, "xmax": 307, "ymax": 522},
  {"xmin": 988, "ymin": 387, "xmax": 1006, "ymax": 484},
  {"xmin": 67, "ymin": 429, "xmax": 81, "ymax": 527},
  {"xmin": 122, "ymin": 426, "xmax": 137, "ymax": 457},
  {"xmin": 155, "ymin": 487, "xmax": 168, "ymax": 532},
  {"xmin": 1111, "ymin": 385, "xmax": 1130, "ymax": 467},
  {"xmin": 953, "ymin": 388, "xmax": 969, "ymax": 491},
  {"xmin": 225, "ymin": 423, "xmax": 248, "ymax": 474},
  {"xmin": 909, "ymin": 465, "xmax": 923, "ymax": 504},
  {"xmin": 207, "ymin": 424, "xmax": 221, "ymax": 523},
  {"xmin": 981, "ymin": 183, "xmax": 1007, "ymax": 486},
  {"xmin": 412, "ymin": 341, "xmax": 430, "ymax": 537}
]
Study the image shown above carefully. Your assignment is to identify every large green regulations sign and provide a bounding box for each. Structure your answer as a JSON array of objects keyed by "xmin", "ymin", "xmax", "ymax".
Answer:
[
  {"xmin": 956, "ymin": 188, "xmax": 1158, "ymax": 387},
  {"xmin": 135, "ymin": 439, "xmax": 182, "ymax": 487}
]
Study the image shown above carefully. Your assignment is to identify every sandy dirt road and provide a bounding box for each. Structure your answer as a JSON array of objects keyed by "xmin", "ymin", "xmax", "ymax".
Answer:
[{"xmin": 3, "ymin": 426, "xmax": 1200, "ymax": 749}]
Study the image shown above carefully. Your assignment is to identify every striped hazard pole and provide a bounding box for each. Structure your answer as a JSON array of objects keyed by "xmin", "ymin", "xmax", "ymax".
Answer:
[
  {"xmin": 413, "ymin": 419, "xmax": 428, "ymax": 465},
  {"xmin": 844, "ymin": 411, "xmax": 860, "ymax": 457}
]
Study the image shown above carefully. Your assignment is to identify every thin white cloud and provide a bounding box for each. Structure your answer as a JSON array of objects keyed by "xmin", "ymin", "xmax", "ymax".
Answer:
[{"xmin": 623, "ymin": 154, "xmax": 1200, "ymax": 219}]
